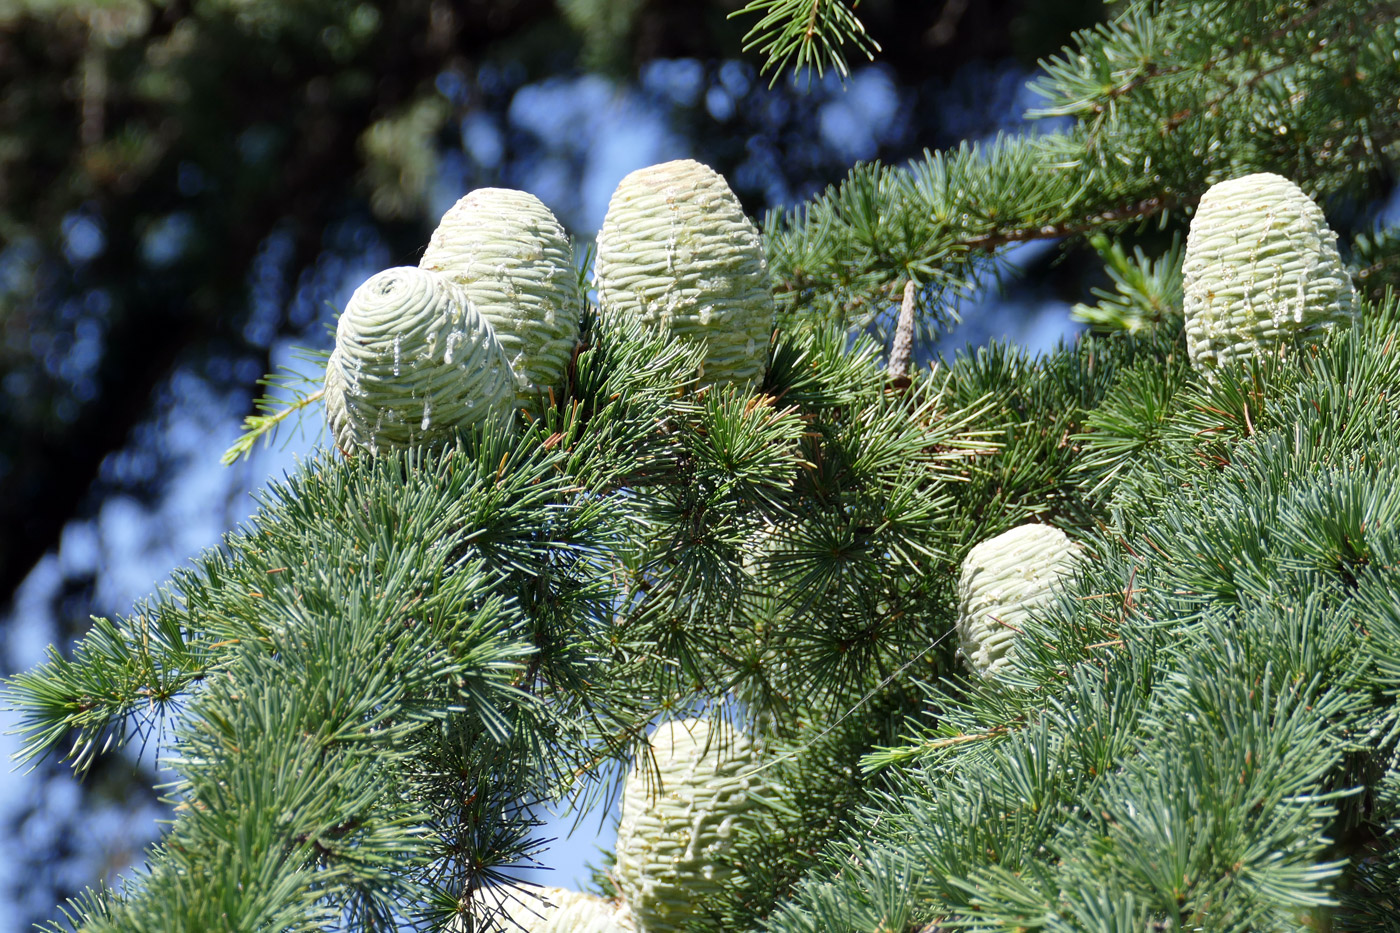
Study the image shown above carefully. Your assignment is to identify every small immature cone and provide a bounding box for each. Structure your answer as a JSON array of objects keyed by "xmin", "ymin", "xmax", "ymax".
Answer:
[
  {"xmin": 615, "ymin": 718, "xmax": 761, "ymax": 933},
  {"xmin": 1182, "ymin": 172, "xmax": 1357, "ymax": 375},
  {"xmin": 956, "ymin": 524, "xmax": 1079, "ymax": 679},
  {"xmin": 886, "ymin": 279, "xmax": 917, "ymax": 382},
  {"xmin": 594, "ymin": 159, "xmax": 774, "ymax": 389},
  {"xmin": 421, "ymin": 188, "xmax": 582, "ymax": 407},
  {"xmin": 325, "ymin": 266, "xmax": 514, "ymax": 455}
]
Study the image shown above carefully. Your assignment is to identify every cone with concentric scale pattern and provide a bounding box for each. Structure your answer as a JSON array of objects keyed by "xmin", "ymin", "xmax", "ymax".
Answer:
[
  {"xmin": 324, "ymin": 266, "xmax": 514, "ymax": 455},
  {"xmin": 956, "ymin": 523, "xmax": 1079, "ymax": 679},
  {"xmin": 1183, "ymin": 172, "xmax": 1357, "ymax": 376},
  {"xmin": 594, "ymin": 160, "xmax": 773, "ymax": 389},
  {"xmin": 615, "ymin": 717, "xmax": 761, "ymax": 933},
  {"xmin": 420, "ymin": 188, "xmax": 581, "ymax": 407}
]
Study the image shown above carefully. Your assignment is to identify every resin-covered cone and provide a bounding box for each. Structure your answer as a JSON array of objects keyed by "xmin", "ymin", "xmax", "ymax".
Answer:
[
  {"xmin": 594, "ymin": 159, "xmax": 773, "ymax": 389},
  {"xmin": 421, "ymin": 188, "xmax": 581, "ymax": 406},
  {"xmin": 323, "ymin": 346, "xmax": 350, "ymax": 444},
  {"xmin": 327, "ymin": 266, "xmax": 514, "ymax": 454},
  {"xmin": 1183, "ymin": 172, "xmax": 1357, "ymax": 375},
  {"xmin": 956, "ymin": 523, "xmax": 1079, "ymax": 679},
  {"xmin": 615, "ymin": 718, "xmax": 761, "ymax": 933}
]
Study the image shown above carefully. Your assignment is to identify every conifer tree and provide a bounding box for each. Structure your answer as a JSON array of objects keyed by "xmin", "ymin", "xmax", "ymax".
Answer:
[{"xmin": 8, "ymin": 1, "xmax": 1400, "ymax": 930}]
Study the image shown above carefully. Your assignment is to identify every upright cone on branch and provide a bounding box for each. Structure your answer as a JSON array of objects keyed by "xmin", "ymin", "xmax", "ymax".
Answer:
[
  {"xmin": 1182, "ymin": 172, "xmax": 1358, "ymax": 375},
  {"xmin": 956, "ymin": 523, "xmax": 1079, "ymax": 679},
  {"xmin": 421, "ymin": 188, "xmax": 582, "ymax": 407},
  {"xmin": 594, "ymin": 159, "xmax": 774, "ymax": 389},
  {"xmin": 615, "ymin": 717, "xmax": 762, "ymax": 933},
  {"xmin": 324, "ymin": 266, "xmax": 515, "ymax": 455}
]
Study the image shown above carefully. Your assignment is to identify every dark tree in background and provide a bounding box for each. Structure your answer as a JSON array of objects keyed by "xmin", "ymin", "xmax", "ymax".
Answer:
[
  {"xmin": 0, "ymin": 0, "xmax": 1101, "ymax": 618},
  {"xmin": 1, "ymin": 0, "xmax": 1098, "ymax": 925}
]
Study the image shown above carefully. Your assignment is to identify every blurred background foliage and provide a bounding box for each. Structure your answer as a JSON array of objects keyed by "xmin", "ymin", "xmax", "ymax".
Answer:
[{"xmin": 0, "ymin": 0, "xmax": 1201, "ymax": 926}]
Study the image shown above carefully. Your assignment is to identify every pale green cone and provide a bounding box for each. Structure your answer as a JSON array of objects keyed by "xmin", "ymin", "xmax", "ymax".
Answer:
[
  {"xmin": 594, "ymin": 159, "xmax": 774, "ymax": 389},
  {"xmin": 472, "ymin": 887, "xmax": 633, "ymax": 933},
  {"xmin": 323, "ymin": 346, "xmax": 349, "ymax": 447},
  {"xmin": 420, "ymin": 188, "xmax": 582, "ymax": 407},
  {"xmin": 1183, "ymin": 172, "xmax": 1358, "ymax": 375},
  {"xmin": 615, "ymin": 717, "xmax": 761, "ymax": 933},
  {"xmin": 327, "ymin": 266, "xmax": 514, "ymax": 455},
  {"xmin": 956, "ymin": 523, "xmax": 1079, "ymax": 679}
]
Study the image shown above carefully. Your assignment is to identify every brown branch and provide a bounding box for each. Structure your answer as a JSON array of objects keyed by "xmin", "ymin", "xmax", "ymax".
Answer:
[
  {"xmin": 1087, "ymin": 0, "xmax": 1339, "ymax": 112},
  {"xmin": 960, "ymin": 193, "xmax": 1185, "ymax": 252},
  {"xmin": 1358, "ymin": 254, "xmax": 1400, "ymax": 282}
]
